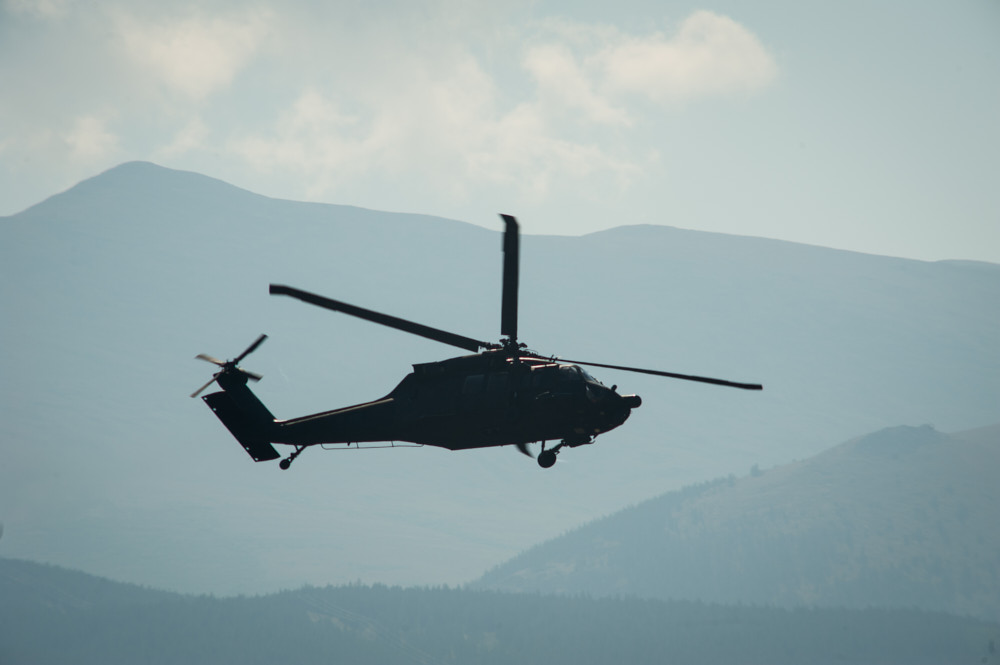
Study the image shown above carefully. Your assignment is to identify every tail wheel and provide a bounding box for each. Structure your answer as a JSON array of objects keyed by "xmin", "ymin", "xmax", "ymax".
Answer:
[{"xmin": 279, "ymin": 445, "xmax": 306, "ymax": 470}]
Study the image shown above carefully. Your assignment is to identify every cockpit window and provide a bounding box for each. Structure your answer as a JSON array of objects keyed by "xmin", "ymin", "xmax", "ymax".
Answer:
[{"xmin": 558, "ymin": 365, "xmax": 579, "ymax": 382}]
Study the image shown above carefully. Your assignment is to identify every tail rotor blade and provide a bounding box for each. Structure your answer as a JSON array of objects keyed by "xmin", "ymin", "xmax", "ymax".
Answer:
[
  {"xmin": 233, "ymin": 333, "xmax": 267, "ymax": 364},
  {"xmin": 190, "ymin": 375, "xmax": 219, "ymax": 399},
  {"xmin": 195, "ymin": 353, "xmax": 225, "ymax": 367}
]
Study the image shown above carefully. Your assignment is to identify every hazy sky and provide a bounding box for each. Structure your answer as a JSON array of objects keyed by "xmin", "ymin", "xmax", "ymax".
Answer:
[{"xmin": 2, "ymin": 0, "xmax": 998, "ymax": 262}]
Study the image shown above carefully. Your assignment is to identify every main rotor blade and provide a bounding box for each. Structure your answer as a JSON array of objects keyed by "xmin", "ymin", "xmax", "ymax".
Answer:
[
  {"xmin": 561, "ymin": 358, "xmax": 763, "ymax": 390},
  {"xmin": 500, "ymin": 214, "xmax": 519, "ymax": 341},
  {"xmin": 270, "ymin": 284, "xmax": 490, "ymax": 353}
]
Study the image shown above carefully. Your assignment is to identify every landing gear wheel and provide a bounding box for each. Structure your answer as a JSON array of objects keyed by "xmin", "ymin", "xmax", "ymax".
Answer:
[
  {"xmin": 537, "ymin": 450, "xmax": 557, "ymax": 469},
  {"xmin": 279, "ymin": 445, "xmax": 305, "ymax": 471}
]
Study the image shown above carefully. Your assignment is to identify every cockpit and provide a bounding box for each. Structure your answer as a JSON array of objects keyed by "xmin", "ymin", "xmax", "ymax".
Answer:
[
  {"xmin": 576, "ymin": 366, "xmax": 603, "ymax": 386},
  {"xmin": 524, "ymin": 363, "xmax": 607, "ymax": 390}
]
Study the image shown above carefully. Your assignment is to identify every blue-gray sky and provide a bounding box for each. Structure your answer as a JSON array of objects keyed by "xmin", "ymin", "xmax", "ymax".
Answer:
[{"xmin": 2, "ymin": 0, "xmax": 998, "ymax": 262}]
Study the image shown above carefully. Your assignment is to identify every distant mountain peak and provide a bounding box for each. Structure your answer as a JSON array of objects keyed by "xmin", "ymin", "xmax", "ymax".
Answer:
[
  {"xmin": 854, "ymin": 424, "xmax": 948, "ymax": 456},
  {"xmin": 10, "ymin": 160, "xmax": 270, "ymax": 222},
  {"xmin": 84, "ymin": 161, "xmax": 258, "ymax": 199}
]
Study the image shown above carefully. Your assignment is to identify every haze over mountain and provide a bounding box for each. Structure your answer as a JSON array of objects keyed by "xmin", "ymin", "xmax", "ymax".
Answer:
[
  {"xmin": 1, "ymin": 162, "xmax": 997, "ymax": 594},
  {"xmin": 478, "ymin": 423, "xmax": 1000, "ymax": 620}
]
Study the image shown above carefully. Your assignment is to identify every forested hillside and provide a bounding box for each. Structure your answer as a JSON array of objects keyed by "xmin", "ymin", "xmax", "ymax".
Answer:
[
  {"xmin": 2, "ymin": 558, "xmax": 996, "ymax": 665},
  {"xmin": 478, "ymin": 424, "xmax": 1000, "ymax": 619}
]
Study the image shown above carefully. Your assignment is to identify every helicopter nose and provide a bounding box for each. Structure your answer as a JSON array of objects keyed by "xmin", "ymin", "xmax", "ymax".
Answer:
[{"xmin": 621, "ymin": 394, "xmax": 642, "ymax": 409}]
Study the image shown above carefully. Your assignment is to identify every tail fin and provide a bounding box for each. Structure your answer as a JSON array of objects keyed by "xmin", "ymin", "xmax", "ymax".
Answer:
[{"xmin": 203, "ymin": 390, "xmax": 280, "ymax": 462}]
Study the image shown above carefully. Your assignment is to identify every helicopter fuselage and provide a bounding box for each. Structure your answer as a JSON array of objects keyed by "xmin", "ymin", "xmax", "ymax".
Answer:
[
  {"xmin": 273, "ymin": 352, "xmax": 640, "ymax": 450},
  {"xmin": 207, "ymin": 351, "xmax": 641, "ymax": 459}
]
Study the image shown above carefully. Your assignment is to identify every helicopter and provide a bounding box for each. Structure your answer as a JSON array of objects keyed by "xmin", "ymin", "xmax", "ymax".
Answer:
[{"xmin": 192, "ymin": 215, "xmax": 761, "ymax": 469}]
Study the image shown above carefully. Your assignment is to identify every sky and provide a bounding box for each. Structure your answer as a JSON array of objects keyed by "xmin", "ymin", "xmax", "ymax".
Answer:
[{"xmin": 2, "ymin": 0, "xmax": 999, "ymax": 263}]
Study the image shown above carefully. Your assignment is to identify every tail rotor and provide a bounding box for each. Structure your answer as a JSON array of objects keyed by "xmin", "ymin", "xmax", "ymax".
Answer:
[{"xmin": 190, "ymin": 334, "xmax": 267, "ymax": 398}]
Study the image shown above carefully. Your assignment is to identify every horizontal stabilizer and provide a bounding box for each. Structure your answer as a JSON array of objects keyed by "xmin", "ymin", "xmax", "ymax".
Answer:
[{"xmin": 203, "ymin": 391, "xmax": 280, "ymax": 462}]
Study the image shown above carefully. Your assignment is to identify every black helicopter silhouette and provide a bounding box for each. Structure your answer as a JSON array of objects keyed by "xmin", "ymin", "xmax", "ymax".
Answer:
[{"xmin": 193, "ymin": 215, "xmax": 761, "ymax": 469}]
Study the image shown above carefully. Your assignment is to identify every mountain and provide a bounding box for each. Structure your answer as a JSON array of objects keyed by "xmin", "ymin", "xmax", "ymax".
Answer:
[
  {"xmin": 2, "ymin": 558, "xmax": 997, "ymax": 665},
  {"xmin": 0, "ymin": 556, "xmax": 175, "ymax": 613},
  {"xmin": 1, "ymin": 161, "xmax": 998, "ymax": 594},
  {"xmin": 477, "ymin": 423, "xmax": 1000, "ymax": 620}
]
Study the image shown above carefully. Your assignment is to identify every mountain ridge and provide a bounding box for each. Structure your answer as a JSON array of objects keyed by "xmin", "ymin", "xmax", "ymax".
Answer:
[{"xmin": 25, "ymin": 162, "xmax": 999, "ymax": 268}]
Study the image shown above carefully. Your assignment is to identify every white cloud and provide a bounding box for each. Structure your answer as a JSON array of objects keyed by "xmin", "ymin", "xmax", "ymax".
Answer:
[
  {"xmin": 232, "ymin": 88, "xmax": 360, "ymax": 178},
  {"xmin": 467, "ymin": 102, "xmax": 641, "ymax": 198},
  {"xmin": 0, "ymin": 3, "xmax": 777, "ymax": 219},
  {"xmin": 156, "ymin": 117, "xmax": 210, "ymax": 158},
  {"xmin": 522, "ymin": 43, "xmax": 631, "ymax": 126},
  {"xmin": 232, "ymin": 58, "xmax": 505, "ymax": 200},
  {"xmin": 65, "ymin": 114, "xmax": 120, "ymax": 160},
  {"xmin": 597, "ymin": 11, "xmax": 778, "ymax": 102},
  {"xmin": 230, "ymin": 46, "xmax": 641, "ymax": 205},
  {"xmin": 111, "ymin": 7, "xmax": 272, "ymax": 100}
]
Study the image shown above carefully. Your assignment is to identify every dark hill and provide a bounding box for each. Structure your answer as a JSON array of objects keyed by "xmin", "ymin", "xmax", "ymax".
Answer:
[
  {"xmin": 2, "ymin": 558, "xmax": 996, "ymax": 665},
  {"xmin": 476, "ymin": 423, "xmax": 1000, "ymax": 620},
  {"xmin": 0, "ymin": 557, "xmax": 174, "ymax": 613}
]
